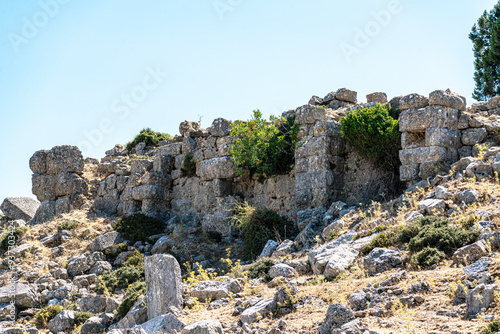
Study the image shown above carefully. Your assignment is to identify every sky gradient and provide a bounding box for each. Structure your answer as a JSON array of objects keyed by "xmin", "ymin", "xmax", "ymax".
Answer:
[{"xmin": 0, "ymin": 0, "xmax": 498, "ymax": 208}]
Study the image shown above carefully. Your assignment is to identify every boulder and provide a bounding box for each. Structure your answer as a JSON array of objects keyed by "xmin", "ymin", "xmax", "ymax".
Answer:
[
  {"xmin": 348, "ymin": 291, "xmax": 368, "ymax": 311},
  {"xmin": 390, "ymin": 94, "xmax": 429, "ymax": 112},
  {"xmin": 259, "ymin": 240, "xmax": 279, "ymax": 259},
  {"xmin": 318, "ymin": 303, "xmax": 355, "ymax": 334},
  {"xmin": 45, "ymin": 145, "xmax": 84, "ymax": 175},
  {"xmin": 465, "ymin": 161, "xmax": 493, "ymax": 179},
  {"xmin": 67, "ymin": 252, "xmax": 105, "ymax": 277},
  {"xmin": 461, "ymin": 128, "xmax": 487, "ymax": 146},
  {"xmin": 479, "ymin": 231, "xmax": 500, "ymax": 251},
  {"xmin": 308, "ymin": 234, "xmax": 373, "ymax": 279},
  {"xmin": 269, "ymin": 263, "xmax": 298, "ymax": 278},
  {"xmin": 48, "ymin": 310, "xmax": 75, "ymax": 333},
  {"xmin": 0, "ymin": 283, "xmax": 38, "ymax": 309},
  {"xmin": 271, "ymin": 240, "xmax": 296, "ymax": 258},
  {"xmin": 241, "ymin": 298, "xmax": 277, "ymax": 324},
  {"xmin": 321, "ymin": 219, "xmax": 346, "ymax": 241},
  {"xmin": 487, "ymin": 96, "xmax": 500, "ymax": 110},
  {"xmin": 463, "ymin": 258, "xmax": 494, "ymax": 281},
  {"xmin": 140, "ymin": 313, "xmax": 185, "ymax": 334},
  {"xmin": 451, "ymin": 157, "xmax": 475, "ymax": 172},
  {"xmin": 366, "ymin": 92, "xmax": 387, "ymax": 104},
  {"xmin": 116, "ymin": 297, "xmax": 147, "ymax": 329},
  {"xmin": 466, "ymin": 283, "xmax": 498, "ymax": 316},
  {"xmin": 89, "ymin": 232, "xmax": 123, "ymax": 252},
  {"xmin": 455, "ymin": 189, "xmax": 480, "ymax": 205},
  {"xmin": 399, "ymin": 146, "xmax": 447, "ymax": 165},
  {"xmin": 399, "ymin": 106, "xmax": 457, "ymax": 132},
  {"xmin": 209, "ymin": 118, "xmax": 230, "ymax": 137},
  {"xmin": 145, "ymin": 254, "xmax": 183, "ymax": 320},
  {"xmin": 452, "ymin": 240, "xmax": 490, "ymax": 266},
  {"xmin": 179, "ymin": 121, "xmax": 200, "ymax": 137},
  {"xmin": 405, "ymin": 211, "xmax": 424, "ymax": 223},
  {"xmin": 150, "ymin": 236, "xmax": 175, "ymax": 255},
  {"xmin": 429, "ymin": 89, "xmax": 466, "ymax": 110},
  {"xmin": 191, "ymin": 279, "xmax": 242, "ymax": 302},
  {"xmin": 0, "ymin": 197, "xmax": 40, "ymax": 221},
  {"xmin": 334, "ymin": 88, "xmax": 357, "ymax": 103},
  {"xmin": 417, "ymin": 199, "xmax": 445, "ymax": 215},
  {"xmin": 362, "ymin": 248, "xmax": 402, "ymax": 276},
  {"xmin": 308, "ymin": 96, "xmax": 323, "ymax": 105},
  {"xmin": 197, "ymin": 157, "xmax": 235, "ymax": 180},
  {"xmin": 181, "ymin": 319, "xmax": 223, "ymax": 334}
]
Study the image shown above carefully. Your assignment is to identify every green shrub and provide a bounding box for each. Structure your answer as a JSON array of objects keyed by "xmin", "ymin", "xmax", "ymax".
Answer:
[
  {"xmin": 183, "ymin": 152, "xmax": 196, "ymax": 177},
  {"xmin": 244, "ymin": 258, "xmax": 275, "ymax": 279},
  {"xmin": 114, "ymin": 213, "xmax": 165, "ymax": 243},
  {"xmin": 123, "ymin": 249, "xmax": 144, "ymax": 267},
  {"xmin": 74, "ymin": 311, "xmax": 93, "ymax": 326},
  {"xmin": 34, "ymin": 305, "xmax": 63, "ymax": 328},
  {"xmin": 231, "ymin": 202, "xmax": 297, "ymax": 260},
  {"xmin": 482, "ymin": 319, "xmax": 500, "ymax": 334},
  {"xmin": 340, "ymin": 104, "xmax": 400, "ymax": 169},
  {"xmin": 405, "ymin": 218, "xmax": 480, "ymax": 255},
  {"xmin": 116, "ymin": 281, "xmax": 146, "ymax": 319},
  {"xmin": 362, "ymin": 216, "xmax": 480, "ymax": 268},
  {"xmin": 362, "ymin": 227, "xmax": 400, "ymax": 255},
  {"xmin": 410, "ymin": 247, "xmax": 446, "ymax": 268},
  {"xmin": 230, "ymin": 110, "xmax": 300, "ymax": 177},
  {"xmin": 97, "ymin": 257, "xmax": 144, "ymax": 295},
  {"xmin": 0, "ymin": 226, "xmax": 28, "ymax": 251},
  {"xmin": 60, "ymin": 220, "xmax": 79, "ymax": 230},
  {"xmin": 126, "ymin": 128, "xmax": 172, "ymax": 151}
]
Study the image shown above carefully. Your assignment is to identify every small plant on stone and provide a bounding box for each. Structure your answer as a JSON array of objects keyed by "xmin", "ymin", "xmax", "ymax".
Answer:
[
  {"xmin": 114, "ymin": 213, "xmax": 165, "ymax": 243},
  {"xmin": 125, "ymin": 127, "xmax": 172, "ymax": 151},
  {"xmin": 183, "ymin": 152, "xmax": 197, "ymax": 177},
  {"xmin": 243, "ymin": 258, "xmax": 275, "ymax": 280},
  {"xmin": 230, "ymin": 201, "xmax": 297, "ymax": 260},
  {"xmin": 116, "ymin": 281, "xmax": 146, "ymax": 319},
  {"xmin": 74, "ymin": 311, "xmax": 93, "ymax": 326},
  {"xmin": 60, "ymin": 220, "xmax": 79, "ymax": 230},
  {"xmin": 34, "ymin": 305, "xmax": 63, "ymax": 328}
]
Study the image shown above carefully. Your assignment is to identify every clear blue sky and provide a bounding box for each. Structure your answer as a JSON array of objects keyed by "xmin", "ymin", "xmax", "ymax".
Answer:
[{"xmin": 0, "ymin": 0, "xmax": 498, "ymax": 207}]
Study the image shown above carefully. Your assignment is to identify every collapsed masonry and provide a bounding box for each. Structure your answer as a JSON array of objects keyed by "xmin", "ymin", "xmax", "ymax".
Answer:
[{"xmin": 28, "ymin": 88, "xmax": 500, "ymax": 234}]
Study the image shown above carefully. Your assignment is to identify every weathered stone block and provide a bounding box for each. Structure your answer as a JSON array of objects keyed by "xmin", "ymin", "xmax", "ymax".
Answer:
[
  {"xmin": 153, "ymin": 155, "xmax": 174, "ymax": 174},
  {"xmin": 429, "ymin": 89, "xmax": 466, "ymax": 110},
  {"xmin": 295, "ymin": 105, "xmax": 331, "ymax": 124},
  {"xmin": 145, "ymin": 254, "xmax": 183, "ymax": 320},
  {"xmin": 399, "ymin": 106, "xmax": 458, "ymax": 132},
  {"xmin": 461, "ymin": 127, "xmax": 487, "ymax": 146},
  {"xmin": 132, "ymin": 185, "xmax": 165, "ymax": 200},
  {"xmin": 157, "ymin": 142, "xmax": 182, "ymax": 156},
  {"xmin": 400, "ymin": 164, "xmax": 419, "ymax": 181},
  {"xmin": 390, "ymin": 93, "xmax": 429, "ymax": 112},
  {"xmin": 295, "ymin": 170, "xmax": 333, "ymax": 190},
  {"xmin": 31, "ymin": 174, "xmax": 56, "ymax": 202},
  {"xmin": 425, "ymin": 127, "xmax": 460, "ymax": 149},
  {"xmin": 130, "ymin": 159, "xmax": 153, "ymax": 174},
  {"xmin": 29, "ymin": 150, "xmax": 48, "ymax": 174},
  {"xmin": 399, "ymin": 146, "xmax": 447, "ymax": 165},
  {"xmin": 46, "ymin": 146, "xmax": 84, "ymax": 175},
  {"xmin": 209, "ymin": 118, "xmax": 230, "ymax": 137},
  {"xmin": 366, "ymin": 92, "xmax": 387, "ymax": 104},
  {"xmin": 334, "ymin": 88, "xmax": 357, "ymax": 103},
  {"xmin": 197, "ymin": 157, "xmax": 235, "ymax": 180},
  {"xmin": 313, "ymin": 121, "xmax": 341, "ymax": 137}
]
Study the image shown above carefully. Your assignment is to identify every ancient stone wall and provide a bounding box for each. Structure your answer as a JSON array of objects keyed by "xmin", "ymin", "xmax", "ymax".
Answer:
[
  {"xmin": 30, "ymin": 87, "xmax": 500, "ymax": 234},
  {"xmin": 398, "ymin": 89, "xmax": 500, "ymax": 184}
]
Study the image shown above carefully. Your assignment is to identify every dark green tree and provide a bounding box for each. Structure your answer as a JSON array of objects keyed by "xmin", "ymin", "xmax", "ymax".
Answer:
[{"xmin": 470, "ymin": 2, "xmax": 500, "ymax": 100}]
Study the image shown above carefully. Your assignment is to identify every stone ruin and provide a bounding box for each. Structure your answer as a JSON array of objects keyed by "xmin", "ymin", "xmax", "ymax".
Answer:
[{"xmin": 26, "ymin": 88, "xmax": 500, "ymax": 233}]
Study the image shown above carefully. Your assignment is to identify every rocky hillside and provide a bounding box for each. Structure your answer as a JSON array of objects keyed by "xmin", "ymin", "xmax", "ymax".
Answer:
[{"xmin": 1, "ymin": 88, "xmax": 500, "ymax": 334}]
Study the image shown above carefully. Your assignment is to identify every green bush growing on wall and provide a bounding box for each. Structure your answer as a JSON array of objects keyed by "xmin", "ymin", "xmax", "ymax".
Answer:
[
  {"xmin": 114, "ymin": 213, "xmax": 165, "ymax": 243},
  {"xmin": 231, "ymin": 202, "xmax": 297, "ymax": 260},
  {"xmin": 340, "ymin": 104, "xmax": 401, "ymax": 170},
  {"xmin": 126, "ymin": 128, "xmax": 172, "ymax": 151},
  {"xmin": 230, "ymin": 110, "xmax": 300, "ymax": 178}
]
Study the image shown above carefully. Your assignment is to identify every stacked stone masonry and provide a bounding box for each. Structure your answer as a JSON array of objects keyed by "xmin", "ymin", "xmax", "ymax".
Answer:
[{"xmin": 29, "ymin": 88, "xmax": 500, "ymax": 231}]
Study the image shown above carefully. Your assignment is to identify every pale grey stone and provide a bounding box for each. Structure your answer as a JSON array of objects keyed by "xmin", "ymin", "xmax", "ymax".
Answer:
[
  {"xmin": 259, "ymin": 240, "xmax": 279, "ymax": 259},
  {"xmin": 318, "ymin": 303, "xmax": 354, "ymax": 334},
  {"xmin": 191, "ymin": 279, "xmax": 242, "ymax": 302},
  {"xmin": 452, "ymin": 240, "xmax": 490, "ymax": 266},
  {"xmin": 241, "ymin": 298, "xmax": 277, "ymax": 324},
  {"xmin": 362, "ymin": 248, "xmax": 402, "ymax": 276},
  {"xmin": 0, "ymin": 197, "xmax": 40, "ymax": 221},
  {"xmin": 181, "ymin": 319, "xmax": 223, "ymax": 334},
  {"xmin": 140, "ymin": 313, "xmax": 185, "ymax": 334},
  {"xmin": 429, "ymin": 89, "xmax": 466, "ymax": 110},
  {"xmin": 0, "ymin": 283, "xmax": 38, "ymax": 309},
  {"xmin": 145, "ymin": 254, "xmax": 183, "ymax": 320},
  {"xmin": 48, "ymin": 310, "xmax": 75, "ymax": 333},
  {"xmin": 466, "ymin": 283, "xmax": 497, "ymax": 316},
  {"xmin": 269, "ymin": 263, "xmax": 298, "ymax": 279}
]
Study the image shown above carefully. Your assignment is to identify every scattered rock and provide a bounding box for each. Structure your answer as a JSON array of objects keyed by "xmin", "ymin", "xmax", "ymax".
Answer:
[
  {"xmin": 318, "ymin": 303, "xmax": 355, "ymax": 334},
  {"xmin": 181, "ymin": 319, "xmax": 223, "ymax": 334},
  {"xmin": 362, "ymin": 248, "xmax": 402, "ymax": 276},
  {"xmin": 466, "ymin": 283, "xmax": 498, "ymax": 316},
  {"xmin": 140, "ymin": 313, "xmax": 185, "ymax": 334},
  {"xmin": 48, "ymin": 310, "xmax": 75, "ymax": 333},
  {"xmin": 452, "ymin": 240, "xmax": 490, "ymax": 266},
  {"xmin": 0, "ymin": 197, "xmax": 40, "ymax": 221},
  {"xmin": 269, "ymin": 263, "xmax": 298, "ymax": 279},
  {"xmin": 191, "ymin": 279, "xmax": 242, "ymax": 302}
]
